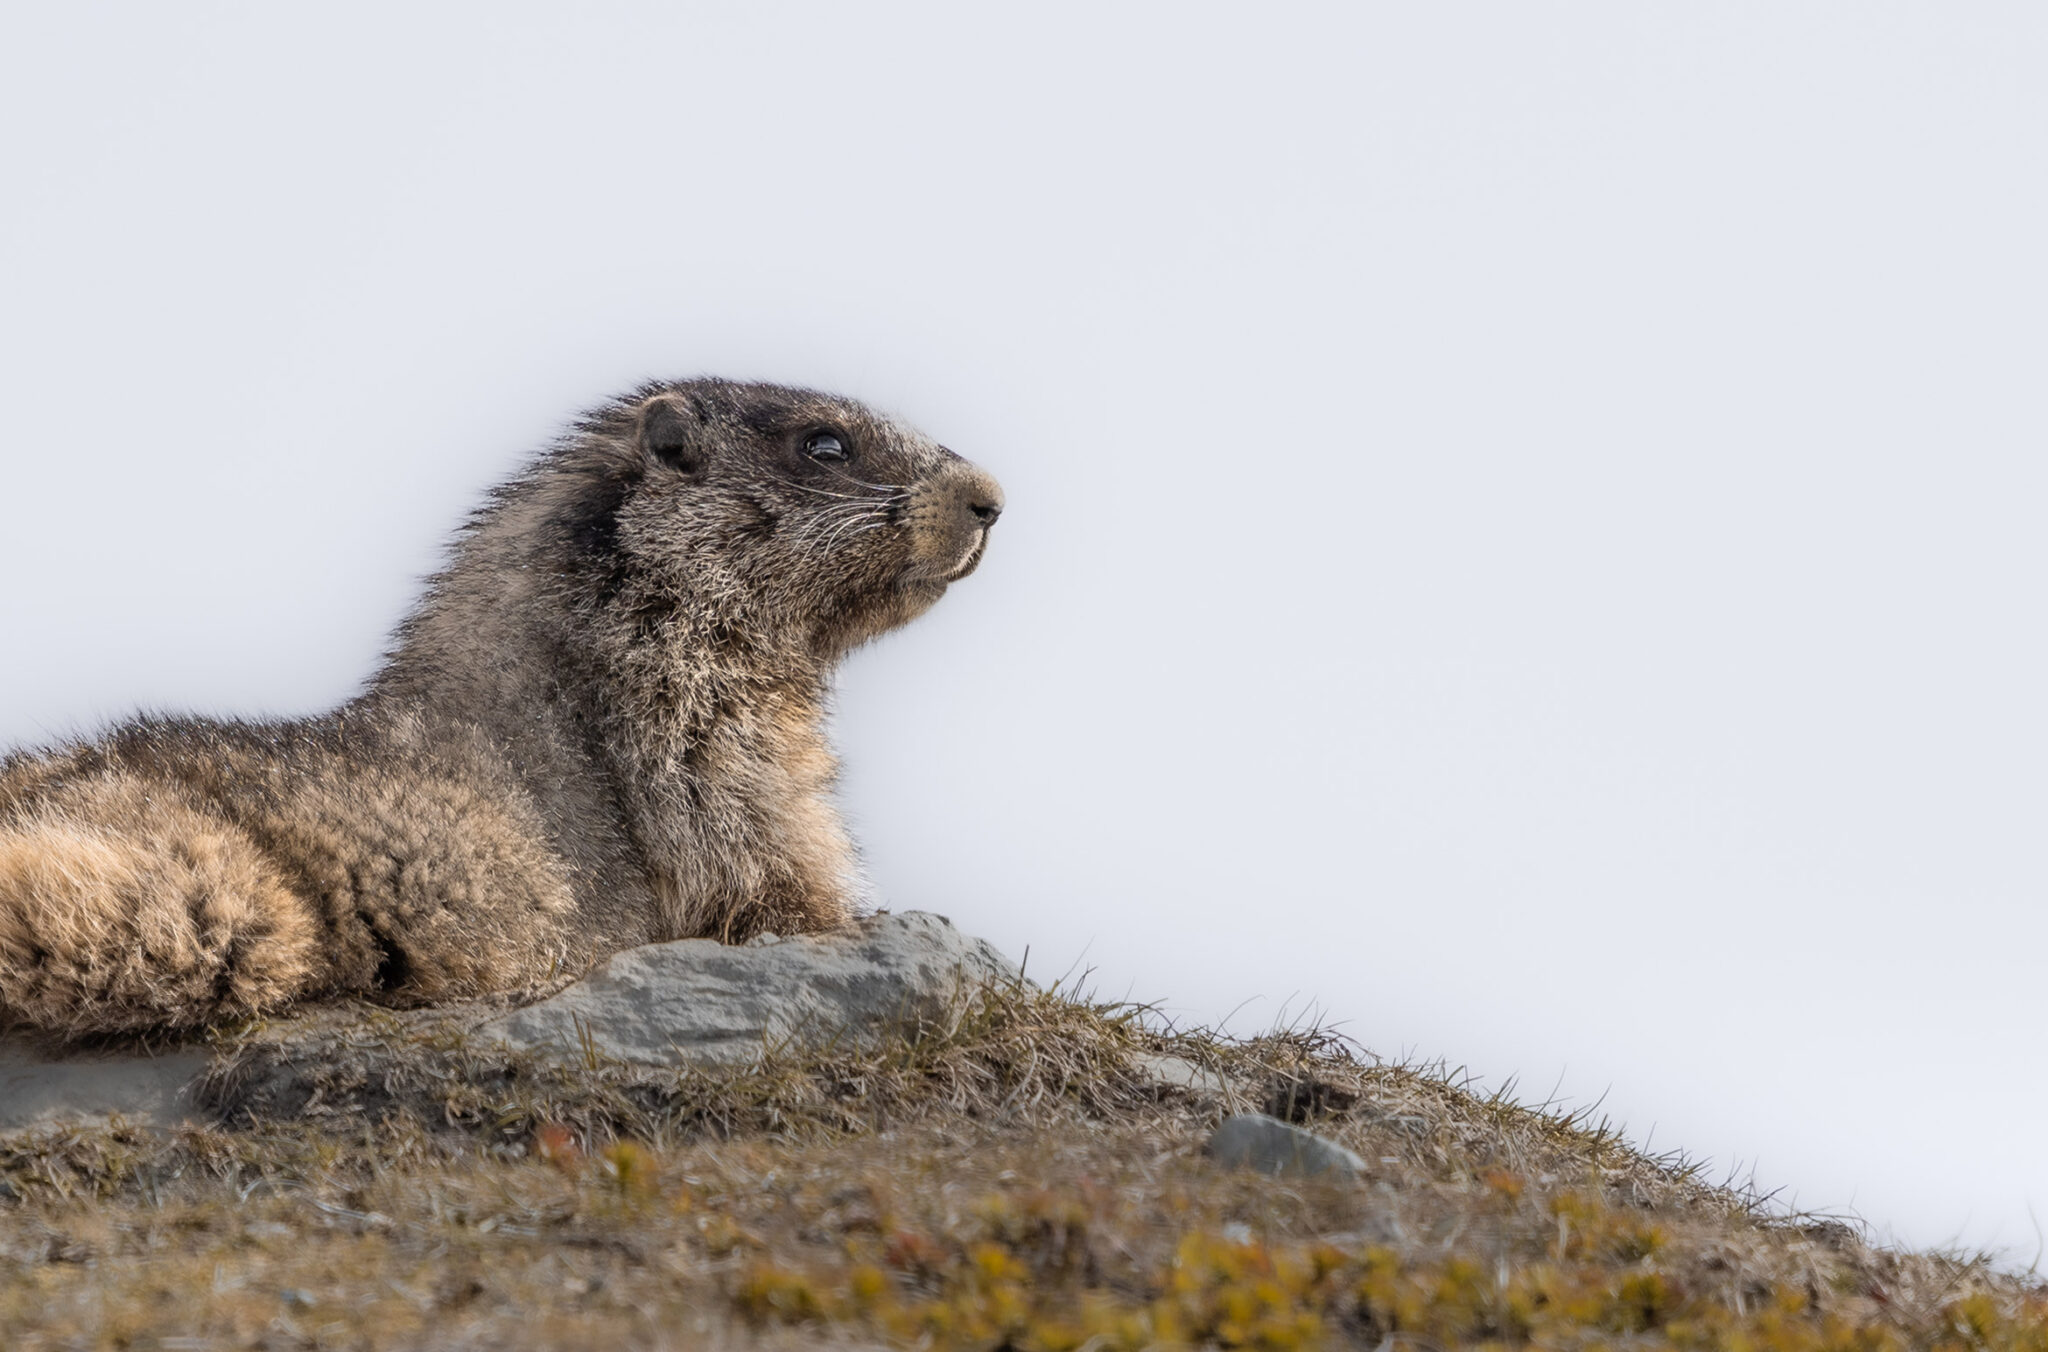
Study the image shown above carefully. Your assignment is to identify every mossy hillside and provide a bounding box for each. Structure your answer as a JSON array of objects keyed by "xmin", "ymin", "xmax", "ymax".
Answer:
[{"xmin": 1, "ymin": 977, "xmax": 2041, "ymax": 1350}]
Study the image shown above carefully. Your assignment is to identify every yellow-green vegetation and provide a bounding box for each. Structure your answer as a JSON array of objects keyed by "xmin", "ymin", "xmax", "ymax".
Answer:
[
  {"xmin": 734, "ymin": 1178, "xmax": 2047, "ymax": 1352},
  {"xmin": 1, "ymin": 978, "xmax": 2042, "ymax": 1350}
]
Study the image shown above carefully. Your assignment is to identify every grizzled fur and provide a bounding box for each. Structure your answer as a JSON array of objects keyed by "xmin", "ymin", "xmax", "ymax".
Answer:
[{"xmin": 0, "ymin": 380, "xmax": 1003, "ymax": 1037}]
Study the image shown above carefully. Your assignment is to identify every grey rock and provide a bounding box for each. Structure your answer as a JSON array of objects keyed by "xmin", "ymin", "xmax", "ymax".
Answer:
[
  {"xmin": 0, "ymin": 911, "xmax": 1018, "ymax": 1130},
  {"xmin": 0, "ymin": 1042, "xmax": 211, "ymax": 1133},
  {"xmin": 482, "ymin": 910, "xmax": 1018, "ymax": 1068},
  {"xmin": 1134, "ymin": 1052, "xmax": 1236, "ymax": 1098},
  {"xmin": 1205, "ymin": 1112, "xmax": 1367, "ymax": 1180}
]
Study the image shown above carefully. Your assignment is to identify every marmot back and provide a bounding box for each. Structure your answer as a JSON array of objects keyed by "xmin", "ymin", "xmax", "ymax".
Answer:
[{"xmin": 0, "ymin": 379, "xmax": 1004, "ymax": 1039}]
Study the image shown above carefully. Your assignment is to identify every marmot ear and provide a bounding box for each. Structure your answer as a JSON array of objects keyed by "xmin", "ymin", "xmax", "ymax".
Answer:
[{"xmin": 638, "ymin": 395, "xmax": 703, "ymax": 474}]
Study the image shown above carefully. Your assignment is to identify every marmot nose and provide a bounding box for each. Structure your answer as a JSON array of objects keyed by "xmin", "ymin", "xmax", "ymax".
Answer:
[{"xmin": 961, "ymin": 473, "xmax": 1004, "ymax": 528}]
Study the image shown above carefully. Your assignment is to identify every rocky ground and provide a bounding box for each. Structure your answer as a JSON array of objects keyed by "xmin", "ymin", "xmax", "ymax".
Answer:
[{"xmin": 1, "ymin": 913, "xmax": 2042, "ymax": 1350}]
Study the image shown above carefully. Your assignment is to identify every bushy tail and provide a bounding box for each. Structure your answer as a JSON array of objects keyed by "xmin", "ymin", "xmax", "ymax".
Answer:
[{"xmin": 0, "ymin": 770, "xmax": 319, "ymax": 1038}]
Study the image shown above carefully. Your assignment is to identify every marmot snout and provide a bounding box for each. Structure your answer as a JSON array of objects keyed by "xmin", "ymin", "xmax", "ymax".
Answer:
[
  {"xmin": 906, "ymin": 460, "xmax": 1005, "ymax": 585},
  {"xmin": 0, "ymin": 378, "xmax": 1003, "ymax": 1038}
]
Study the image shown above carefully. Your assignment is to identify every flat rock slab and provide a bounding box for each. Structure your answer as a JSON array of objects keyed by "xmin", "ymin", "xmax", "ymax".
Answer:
[
  {"xmin": 2, "ymin": 912, "xmax": 1016, "ymax": 1133},
  {"xmin": 0, "ymin": 1043, "xmax": 211, "ymax": 1133},
  {"xmin": 481, "ymin": 910, "xmax": 1019, "ymax": 1068},
  {"xmin": 1205, "ymin": 1112, "xmax": 1366, "ymax": 1180}
]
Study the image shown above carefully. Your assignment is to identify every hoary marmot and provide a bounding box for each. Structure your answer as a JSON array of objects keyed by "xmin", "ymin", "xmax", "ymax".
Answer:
[{"xmin": 0, "ymin": 379, "xmax": 1004, "ymax": 1038}]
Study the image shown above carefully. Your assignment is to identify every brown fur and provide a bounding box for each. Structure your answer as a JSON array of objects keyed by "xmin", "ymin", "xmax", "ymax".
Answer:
[{"xmin": 0, "ymin": 380, "xmax": 1003, "ymax": 1038}]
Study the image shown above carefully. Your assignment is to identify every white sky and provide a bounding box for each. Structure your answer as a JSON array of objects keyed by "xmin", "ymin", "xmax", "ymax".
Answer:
[{"xmin": 2, "ymin": 2, "xmax": 2042, "ymax": 1257}]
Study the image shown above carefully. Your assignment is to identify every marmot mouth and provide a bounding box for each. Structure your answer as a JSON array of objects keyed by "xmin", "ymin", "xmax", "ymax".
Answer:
[
  {"xmin": 893, "ymin": 529, "xmax": 991, "ymax": 591},
  {"xmin": 944, "ymin": 532, "xmax": 989, "ymax": 582}
]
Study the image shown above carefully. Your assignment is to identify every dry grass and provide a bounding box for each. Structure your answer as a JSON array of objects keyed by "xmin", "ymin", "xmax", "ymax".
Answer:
[{"xmin": 1, "ymin": 976, "xmax": 2043, "ymax": 1350}]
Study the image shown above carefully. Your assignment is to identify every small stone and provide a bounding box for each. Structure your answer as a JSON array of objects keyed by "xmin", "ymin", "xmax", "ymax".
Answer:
[
  {"xmin": 1134, "ymin": 1053, "xmax": 1234, "ymax": 1097},
  {"xmin": 1204, "ymin": 1112, "xmax": 1366, "ymax": 1180}
]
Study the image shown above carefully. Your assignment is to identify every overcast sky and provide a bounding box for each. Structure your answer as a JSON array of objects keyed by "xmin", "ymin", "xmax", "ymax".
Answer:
[{"xmin": 2, "ymin": 3, "xmax": 2042, "ymax": 1256}]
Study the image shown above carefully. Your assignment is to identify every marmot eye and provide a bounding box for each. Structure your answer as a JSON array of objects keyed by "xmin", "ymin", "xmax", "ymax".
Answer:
[{"xmin": 803, "ymin": 432, "xmax": 849, "ymax": 463}]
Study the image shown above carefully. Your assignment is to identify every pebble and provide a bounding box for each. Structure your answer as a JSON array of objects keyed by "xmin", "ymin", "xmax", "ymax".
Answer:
[{"xmin": 1204, "ymin": 1112, "xmax": 1367, "ymax": 1180}]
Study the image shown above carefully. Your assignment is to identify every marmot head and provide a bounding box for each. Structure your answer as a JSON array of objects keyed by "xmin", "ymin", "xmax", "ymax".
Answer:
[{"xmin": 555, "ymin": 380, "xmax": 1004, "ymax": 661}]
